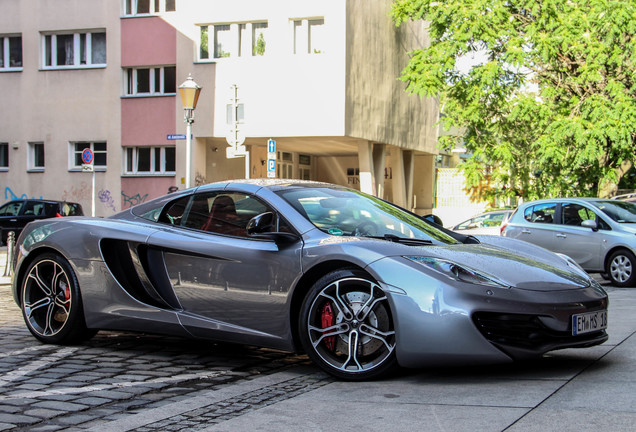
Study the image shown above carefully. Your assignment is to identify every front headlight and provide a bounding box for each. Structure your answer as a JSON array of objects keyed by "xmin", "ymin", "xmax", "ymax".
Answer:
[{"xmin": 404, "ymin": 256, "xmax": 510, "ymax": 289}]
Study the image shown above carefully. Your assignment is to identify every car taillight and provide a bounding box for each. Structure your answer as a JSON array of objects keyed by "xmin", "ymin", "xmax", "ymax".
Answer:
[
  {"xmin": 500, "ymin": 222, "xmax": 508, "ymax": 235},
  {"xmin": 56, "ymin": 212, "xmax": 63, "ymax": 217}
]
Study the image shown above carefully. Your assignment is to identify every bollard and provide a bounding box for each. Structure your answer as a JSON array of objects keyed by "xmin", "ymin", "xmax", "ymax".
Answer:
[{"xmin": 3, "ymin": 231, "xmax": 15, "ymax": 277}]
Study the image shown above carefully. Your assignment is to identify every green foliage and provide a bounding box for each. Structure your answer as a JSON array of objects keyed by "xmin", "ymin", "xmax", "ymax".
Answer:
[
  {"xmin": 254, "ymin": 33, "xmax": 266, "ymax": 56},
  {"xmin": 392, "ymin": 0, "xmax": 636, "ymax": 199},
  {"xmin": 200, "ymin": 26, "xmax": 209, "ymax": 59}
]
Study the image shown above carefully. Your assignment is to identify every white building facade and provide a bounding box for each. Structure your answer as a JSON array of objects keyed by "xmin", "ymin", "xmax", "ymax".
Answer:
[{"xmin": 0, "ymin": 0, "xmax": 439, "ymax": 216}]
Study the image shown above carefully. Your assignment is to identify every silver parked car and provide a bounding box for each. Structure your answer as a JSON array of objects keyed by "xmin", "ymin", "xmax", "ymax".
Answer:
[
  {"xmin": 449, "ymin": 210, "xmax": 513, "ymax": 236},
  {"xmin": 502, "ymin": 197, "xmax": 636, "ymax": 286},
  {"xmin": 12, "ymin": 181, "xmax": 608, "ymax": 380}
]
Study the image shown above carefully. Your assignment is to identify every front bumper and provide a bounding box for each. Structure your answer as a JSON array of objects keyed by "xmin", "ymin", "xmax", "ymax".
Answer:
[{"xmin": 367, "ymin": 257, "xmax": 609, "ymax": 369}]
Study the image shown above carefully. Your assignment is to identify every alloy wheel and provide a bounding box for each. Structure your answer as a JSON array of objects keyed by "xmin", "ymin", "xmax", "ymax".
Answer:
[
  {"xmin": 302, "ymin": 274, "xmax": 396, "ymax": 379},
  {"xmin": 610, "ymin": 254, "xmax": 632, "ymax": 284},
  {"xmin": 23, "ymin": 259, "xmax": 73, "ymax": 337}
]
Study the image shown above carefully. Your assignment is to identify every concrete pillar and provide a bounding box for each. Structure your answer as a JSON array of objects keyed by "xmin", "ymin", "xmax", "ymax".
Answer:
[
  {"xmin": 357, "ymin": 140, "xmax": 375, "ymax": 195},
  {"xmin": 413, "ymin": 154, "xmax": 436, "ymax": 215},
  {"xmin": 373, "ymin": 144, "xmax": 386, "ymax": 199},
  {"xmin": 391, "ymin": 149, "xmax": 414, "ymax": 209},
  {"xmin": 404, "ymin": 150, "xmax": 414, "ymax": 210}
]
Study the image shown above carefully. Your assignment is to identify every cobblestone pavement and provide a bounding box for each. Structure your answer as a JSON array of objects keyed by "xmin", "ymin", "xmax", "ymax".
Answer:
[{"xmin": 0, "ymin": 284, "xmax": 332, "ymax": 431}]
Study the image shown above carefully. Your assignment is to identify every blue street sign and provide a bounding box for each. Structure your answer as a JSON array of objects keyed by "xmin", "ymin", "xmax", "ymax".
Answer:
[
  {"xmin": 268, "ymin": 159, "xmax": 276, "ymax": 172},
  {"xmin": 268, "ymin": 139, "xmax": 276, "ymax": 154},
  {"xmin": 167, "ymin": 134, "xmax": 187, "ymax": 140},
  {"xmin": 81, "ymin": 148, "xmax": 94, "ymax": 165}
]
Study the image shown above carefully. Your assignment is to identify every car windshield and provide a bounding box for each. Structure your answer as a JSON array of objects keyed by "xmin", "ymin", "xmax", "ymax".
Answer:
[
  {"xmin": 593, "ymin": 200, "xmax": 636, "ymax": 223},
  {"xmin": 277, "ymin": 187, "xmax": 457, "ymax": 244}
]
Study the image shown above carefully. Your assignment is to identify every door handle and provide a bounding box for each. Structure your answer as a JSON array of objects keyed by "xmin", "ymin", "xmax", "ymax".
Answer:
[
  {"xmin": 521, "ymin": 229, "xmax": 531, "ymax": 234},
  {"xmin": 9, "ymin": 219, "xmax": 17, "ymax": 222},
  {"xmin": 556, "ymin": 233, "xmax": 567, "ymax": 238}
]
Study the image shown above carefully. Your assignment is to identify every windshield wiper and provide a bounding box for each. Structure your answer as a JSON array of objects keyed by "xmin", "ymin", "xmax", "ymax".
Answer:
[{"xmin": 365, "ymin": 234, "xmax": 433, "ymax": 245}]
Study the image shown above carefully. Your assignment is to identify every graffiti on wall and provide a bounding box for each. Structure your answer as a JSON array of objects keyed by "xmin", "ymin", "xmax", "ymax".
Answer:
[
  {"xmin": 195, "ymin": 172, "xmax": 207, "ymax": 187},
  {"xmin": 121, "ymin": 191, "xmax": 149, "ymax": 208},
  {"xmin": 98, "ymin": 189, "xmax": 117, "ymax": 213},
  {"xmin": 4, "ymin": 187, "xmax": 42, "ymax": 201},
  {"xmin": 62, "ymin": 182, "xmax": 91, "ymax": 202}
]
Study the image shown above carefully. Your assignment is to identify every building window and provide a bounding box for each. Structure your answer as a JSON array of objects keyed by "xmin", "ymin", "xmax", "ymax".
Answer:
[
  {"xmin": 124, "ymin": 0, "xmax": 175, "ymax": 16},
  {"xmin": 252, "ymin": 23, "xmax": 267, "ymax": 56},
  {"xmin": 277, "ymin": 152, "xmax": 293, "ymax": 179},
  {"xmin": 124, "ymin": 146, "xmax": 175, "ymax": 175},
  {"xmin": 293, "ymin": 18, "xmax": 325, "ymax": 54},
  {"xmin": 214, "ymin": 25, "xmax": 231, "ymax": 58},
  {"xmin": 0, "ymin": 143, "xmax": 8, "ymax": 170},
  {"xmin": 0, "ymin": 35, "xmax": 22, "ymax": 70},
  {"xmin": 70, "ymin": 142, "xmax": 107, "ymax": 170},
  {"xmin": 226, "ymin": 104, "xmax": 245, "ymax": 125},
  {"xmin": 28, "ymin": 142, "xmax": 45, "ymax": 171},
  {"xmin": 42, "ymin": 31, "xmax": 107, "ymax": 69},
  {"xmin": 125, "ymin": 66, "xmax": 176, "ymax": 96},
  {"xmin": 199, "ymin": 22, "xmax": 268, "ymax": 60}
]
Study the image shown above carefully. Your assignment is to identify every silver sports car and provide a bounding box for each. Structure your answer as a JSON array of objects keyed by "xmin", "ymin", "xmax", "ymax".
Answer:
[{"xmin": 12, "ymin": 180, "xmax": 608, "ymax": 380}]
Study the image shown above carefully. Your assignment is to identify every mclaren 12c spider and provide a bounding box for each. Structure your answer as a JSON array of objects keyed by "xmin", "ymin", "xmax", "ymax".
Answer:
[{"xmin": 12, "ymin": 180, "xmax": 608, "ymax": 380}]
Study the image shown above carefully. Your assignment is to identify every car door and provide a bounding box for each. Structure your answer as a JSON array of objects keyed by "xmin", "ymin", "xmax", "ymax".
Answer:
[
  {"xmin": 552, "ymin": 202, "xmax": 605, "ymax": 270},
  {"xmin": 145, "ymin": 190, "xmax": 303, "ymax": 350},
  {"xmin": 509, "ymin": 202, "xmax": 561, "ymax": 250}
]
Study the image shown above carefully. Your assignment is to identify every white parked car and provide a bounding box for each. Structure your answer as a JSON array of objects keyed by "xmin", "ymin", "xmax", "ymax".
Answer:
[
  {"xmin": 449, "ymin": 210, "xmax": 513, "ymax": 236},
  {"xmin": 502, "ymin": 197, "xmax": 636, "ymax": 287}
]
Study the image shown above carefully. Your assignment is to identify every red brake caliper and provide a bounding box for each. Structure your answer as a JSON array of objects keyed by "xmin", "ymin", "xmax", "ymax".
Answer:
[
  {"xmin": 321, "ymin": 302, "xmax": 336, "ymax": 351},
  {"xmin": 62, "ymin": 282, "xmax": 71, "ymax": 302}
]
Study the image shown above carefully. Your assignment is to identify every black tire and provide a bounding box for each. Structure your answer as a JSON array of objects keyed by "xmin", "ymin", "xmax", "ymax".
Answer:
[
  {"xmin": 299, "ymin": 268, "xmax": 397, "ymax": 380},
  {"xmin": 20, "ymin": 253, "xmax": 96, "ymax": 344},
  {"xmin": 606, "ymin": 249, "xmax": 636, "ymax": 287}
]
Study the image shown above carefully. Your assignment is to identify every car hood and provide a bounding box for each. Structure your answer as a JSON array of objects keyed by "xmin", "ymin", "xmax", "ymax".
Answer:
[
  {"xmin": 406, "ymin": 242, "xmax": 591, "ymax": 291},
  {"xmin": 614, "ymin": 223, "xmax": 636, "ymax": 234}
]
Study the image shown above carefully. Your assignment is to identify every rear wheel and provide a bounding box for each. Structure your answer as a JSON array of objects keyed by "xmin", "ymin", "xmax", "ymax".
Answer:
[
  {"xmin": 606, "ymin": 249, "xmax": 636, "ymax": 287},
  {"xmin": 299, "ymin": 269, "xmax": 397, "ymax": 380},
  {"xmin": 21, "ymin": 253, "xmax": 95, "ymax": 344}
]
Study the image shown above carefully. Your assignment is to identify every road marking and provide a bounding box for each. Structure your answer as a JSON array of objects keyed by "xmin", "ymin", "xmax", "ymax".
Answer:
[
  {"xmin": 0, "ymin": 370, "xmax": 230, "ymax": 401},
  {"xmin": 86, "ymin": 367, "xmax": 319, "ymax": 432},
  {"xmin": 0, "ymin": 347, "xmax": 78, "ymax": 388},
  {"xmin": 0, "ymin": 345, "xmax": 51, "ymax": 359}
]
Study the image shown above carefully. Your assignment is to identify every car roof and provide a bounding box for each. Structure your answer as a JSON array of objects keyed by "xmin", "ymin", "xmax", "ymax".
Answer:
[
  {"xmin": 203, "ymin": 179, "xmax": 337, "ymax": 189},
  {"xmin": 518, "ymin": 197, "xmax": 611, "ymax": 207}
]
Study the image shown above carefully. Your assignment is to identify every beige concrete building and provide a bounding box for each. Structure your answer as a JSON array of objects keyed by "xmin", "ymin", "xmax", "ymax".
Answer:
[{"xmin": 0, "ymin": 0, "xmax": 440, "ymax": 216}]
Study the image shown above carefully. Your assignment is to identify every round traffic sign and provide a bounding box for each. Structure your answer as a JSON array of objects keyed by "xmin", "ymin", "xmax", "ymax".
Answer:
[{"xmin": 82, "ymin": 148, "xmax": 94, "ymax": 165}]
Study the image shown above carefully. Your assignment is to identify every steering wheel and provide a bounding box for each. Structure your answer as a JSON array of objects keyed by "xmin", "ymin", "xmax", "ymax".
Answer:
[{"xmin": 353, "ymin": 221, "xmax": 378, "ymax": 237}]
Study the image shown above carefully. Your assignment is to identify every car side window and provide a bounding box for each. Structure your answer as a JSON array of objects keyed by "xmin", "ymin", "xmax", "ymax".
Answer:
[
  {"xmin": 161, "ymin": 192, "xmax": 284, "ymax": 238},
  {"xmin": 457, "ymin": 215, "xmax": 484, "ymax": 230},
  {"xmin": 483, "ymin": 212, "xmax": 506, "ymax": 227},
  {"xmin": 524, "ymin": 203, "xmax": 556, "ymax": 224},
  {"xmin": 0, "ymin": 201, "xmax": 23, "ymax": 216},
  {"xmin": 560, "ymin": 203, "xmax": 591, "ymax": 226}
]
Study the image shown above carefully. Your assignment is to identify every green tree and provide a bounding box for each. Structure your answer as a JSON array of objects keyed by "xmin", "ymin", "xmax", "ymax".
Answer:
[
  {"xmin": 392, "ymin": 0, "xmax": 636, "ymax": 200},
  {"xmin": 254, "ymin": 33, "xmax": 266, "ymax": 56}
]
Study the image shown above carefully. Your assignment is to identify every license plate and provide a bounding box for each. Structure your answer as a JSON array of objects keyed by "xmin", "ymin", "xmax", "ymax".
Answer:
[{"xmin": 572, "ymin": 310, "xmax": 608, "ymax": 335}]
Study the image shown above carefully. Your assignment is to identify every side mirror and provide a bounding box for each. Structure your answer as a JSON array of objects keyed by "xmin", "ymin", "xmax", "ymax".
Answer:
[
  {"xmin": 422, "ymin": 214, "xmax": 443, "ymax": 226},
  {"xmin": 247, "ymin": 212, "xmax": 299, "ymax": 243},
  {"xmin": 581, "ymin": 219, "xmax": 598, "ymax": 231},
  {"xmin": 247, "ymin": 212, "xmax": 274, "ymax": 235}
]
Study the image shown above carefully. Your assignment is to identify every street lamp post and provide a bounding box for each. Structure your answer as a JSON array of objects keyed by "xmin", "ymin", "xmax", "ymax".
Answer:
[{"xmin": 178, "ymin": 74, "xmax": 202, "ymax": 189}]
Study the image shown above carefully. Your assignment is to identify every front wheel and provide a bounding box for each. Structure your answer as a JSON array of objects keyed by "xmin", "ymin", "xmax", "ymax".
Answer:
[
  {"xmin": 21, "ymin": 253, "xmax": 96, "ymax": 344},
  {"xmin": 299, "ymin": 269, "xmax": 397, "ymax": 380},
  {"xmin": 606, "ymin": 249, "xmax": 636, "ymax": 287}
]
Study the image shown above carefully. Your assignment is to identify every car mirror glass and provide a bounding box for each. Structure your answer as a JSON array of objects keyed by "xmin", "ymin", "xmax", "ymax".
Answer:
[
  {"xmin": 247, "ymin": 212, "xmax": 275, "ymax": 235},
  {"xmin": 581, "ymin": 219, "xmax": 598, "ymax": 230}
]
